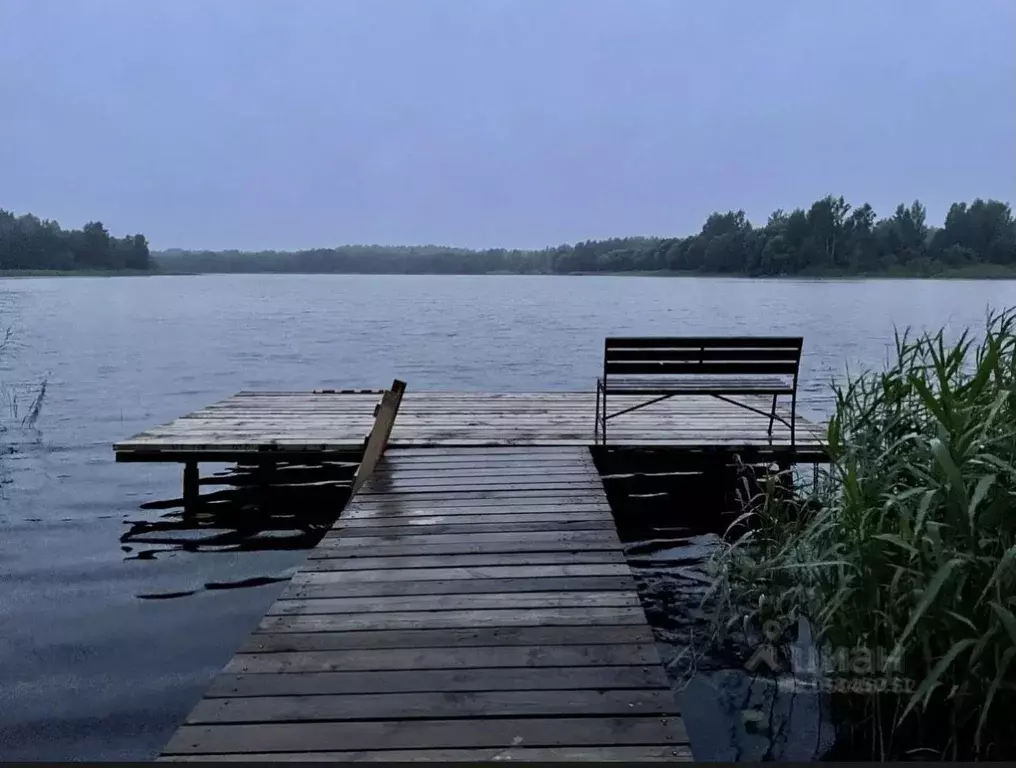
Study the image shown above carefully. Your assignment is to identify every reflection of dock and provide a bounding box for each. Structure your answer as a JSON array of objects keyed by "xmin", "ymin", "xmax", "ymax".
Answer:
[
  {"xmin": 119, "ymin": 387, "xmax": 826, "ymax": 761},
  {"xmin": 160, "ymin": 447, "xmax": 690, "ymax": 761}
]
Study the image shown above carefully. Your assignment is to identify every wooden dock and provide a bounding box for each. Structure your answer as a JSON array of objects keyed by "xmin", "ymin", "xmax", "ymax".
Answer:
[
  {"xmin": 159, "ymin": 447, "xmax": 691, "ymax": 761},
  {"xmin": 116, "ymin": 390, "xmax": 826, "ymax": 460},
  {"xmin": 124, "ymin": 384, "xmax": 828, "ymax": 759}
]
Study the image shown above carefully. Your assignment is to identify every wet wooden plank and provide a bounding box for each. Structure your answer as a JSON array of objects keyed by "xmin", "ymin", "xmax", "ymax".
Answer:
[
  {"xmin": 301, "ymin": 552, "xmax": 626, "ymax": 571},
  {"xmin": 266, "ymin": 591, "xmax": 640, "ymax": 616},
  {"xmin": 158, "ymin": 744, "xmax": 693, "ymax": 761},
  {"xmin": 257, "ymin": 606, "xmax": 648, "ymax": 632},
  {"xmin": 333, "ymin": 515, "xmax": 614, "ymax": 532},
  {"xmin": 381, "ymin": 459, "xmax": 596, "ymax": 470},
  {"xmin": 163, "ymin": 716, "xmax": 688, "ymax": 755},
  {"xmin": 335, "ymin": 511, "xmax": 611, "ymax": 527},
  {"xmin": 206, "ymin": 665, "xmax": 671, "ymax": 698},
  {"xmin": 225, "ymin": 643, "xmax": 662, "ymax": 673},
  {"xmin": 241, "ymin": 624, "xmax": 653, "ymax": 652},
  {"xmin": 361, "ymin": 479, "xmax": 602, "ymax": 492},
  {"xmin": 348, "ymin": 493, "xmax": 609, "ymax": 508},
  {"xmin": 283, "ymin": 575, "xmax": 635, "ymax": 599},
  {"xmin": 306, "ymin": 539, "xmax": 623, "ymax": 558},
  {"xmin": 186, "ymin": 689, "xmax": 679, "ymax": 724},
  {"xmin": 330, "ymin": 520, "xmax": 616, "ymax": 537},
  {"xmin": 315, "ymin": 529, "xmax": 620, "ymax": 547},
  {"xmin": 342, "ymin": 502, "xmax": 613, "ymax": 517},
  {"xmin": 301, "ymin": 554, "xmax": 626, "ymax": 573},
  {"xmin": 379, "ymin": 465, "xmax": 597, "ymax": 478}
]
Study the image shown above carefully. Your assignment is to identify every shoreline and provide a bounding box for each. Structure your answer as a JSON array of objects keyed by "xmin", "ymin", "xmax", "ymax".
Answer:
[
  {"xmin": 0, "ymin": 269, "xmax": 161, "ymax": 278},
  {"xmin": 4, "ymin": 266, "xmax": 1016, "ymax": 280}
]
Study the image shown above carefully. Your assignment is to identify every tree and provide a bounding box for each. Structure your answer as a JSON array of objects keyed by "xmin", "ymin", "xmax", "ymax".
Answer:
[
  {"xmin": 0, "ymin": 211, "xmax": 153, "ymax": 271},
  {"xmin": 805, "ymin": 195, "xmax": 851, "ymax": 268},
  {"xmin": 884, "ymin": 201, "xmax": 929, "ymax": 264},
  {"xmin": 128, "ymin": 234, "xmax": 151, "ymax": 270},
  {"xmin": 931, "ymin": 199, "xmax": 1015, "ymax": 265},
  {"xmin": 759, "ymin": 234, "xmax": 793, "ymax": 275},
  {"xmin": 74, "ymin": 221, "xmax": 113, "ymax": 268},
  {"xmin": 844, "ymin": 203, "xmax": 878, "ymax": 270}
]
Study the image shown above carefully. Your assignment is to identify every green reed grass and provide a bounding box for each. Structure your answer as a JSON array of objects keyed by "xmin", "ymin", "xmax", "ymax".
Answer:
[
  {"xmin": 707, "ymin": 308, "xmax": 1016, "ymax": 760},
  {"xmin": 0, "ymin": 324, "xmax": 46, "ymax": 437}
]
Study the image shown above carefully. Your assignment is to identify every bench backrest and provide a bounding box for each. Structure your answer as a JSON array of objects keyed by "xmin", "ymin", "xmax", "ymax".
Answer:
[{"xmin": 603, "ymin": 336, "xmax": 803, "ymax": 379}]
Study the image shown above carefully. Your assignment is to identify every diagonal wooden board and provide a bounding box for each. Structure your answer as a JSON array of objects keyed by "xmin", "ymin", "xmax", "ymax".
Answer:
[{"xmin": 351, "ymin": 379, "xmax": 405, "ymax": 494}]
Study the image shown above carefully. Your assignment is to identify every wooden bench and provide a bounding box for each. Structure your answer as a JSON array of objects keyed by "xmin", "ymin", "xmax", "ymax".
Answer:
[{"xmin": 594, "ymin": 336, "xmax": 803, "ymax": 446}]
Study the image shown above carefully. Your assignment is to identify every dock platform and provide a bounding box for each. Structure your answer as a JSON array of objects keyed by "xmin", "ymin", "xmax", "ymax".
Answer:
[
  {"xmin": 159, "ymin": 447, "xmax": 691, "ymax": 761},
  {"xmin": 116, "ymin": 390, "xmax": 826, "ymax": 460}
]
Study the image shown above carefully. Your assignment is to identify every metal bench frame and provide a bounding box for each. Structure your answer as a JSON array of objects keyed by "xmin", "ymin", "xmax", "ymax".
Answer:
[{"xmin": 594, "ymin": 336, "xmax": 803, "ymax": 446}]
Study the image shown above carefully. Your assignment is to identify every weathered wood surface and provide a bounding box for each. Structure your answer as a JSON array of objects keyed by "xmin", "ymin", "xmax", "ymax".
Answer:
[
  {"xmin": 115, "ymin": 390, "xmax": 825, "ymax": 458},
  {"xmin": 159, "ymin": 745, "xmax": 693, "ymax": 761},
  {"xmin": 160, "ymin": 447, "xmax": 689, "ymax": 761}
]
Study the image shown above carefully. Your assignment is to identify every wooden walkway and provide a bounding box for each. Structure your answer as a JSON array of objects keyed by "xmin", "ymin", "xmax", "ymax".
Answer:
[
  {"xmin": 160, "ymin": 447, "xmax": 691, "ymax": 761},
  {"xmin": 116, "ymin": 390, "xmax": 826, "ymax": 460}
]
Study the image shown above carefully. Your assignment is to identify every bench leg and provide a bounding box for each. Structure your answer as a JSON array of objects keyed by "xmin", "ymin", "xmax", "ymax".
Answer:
[
  {"xmin": 791, "ymin": 392, "xmax": 797, "ymax": 448},
  {"xmin": 594, "ymin": 384, "xmax": 601, "ymax": 441},
  {"xmin": 601, "ymin": 389, "xmax": 607, "ymax": 446},
  {"xmin": 767, "ymin": 394, "xmax": 777, "ymax": 437}
]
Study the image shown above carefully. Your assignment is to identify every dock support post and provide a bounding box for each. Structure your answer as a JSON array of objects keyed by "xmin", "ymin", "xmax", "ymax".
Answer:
[
  {"xmin": 183, "ymin": 461, "xmax": 199, "ymax": 512},
  {"xmin": 255, "ymin": 459, "xmax": 276, "ymax": 491},
  {"xmin": 776, "ymin": 457, "xmax": 793, "ymax": 497}
]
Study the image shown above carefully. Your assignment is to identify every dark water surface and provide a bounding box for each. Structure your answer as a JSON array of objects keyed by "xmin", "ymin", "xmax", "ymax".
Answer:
[{"xmin": 2, "ymin": 274, "xmax": 1014, "ymax": 760}]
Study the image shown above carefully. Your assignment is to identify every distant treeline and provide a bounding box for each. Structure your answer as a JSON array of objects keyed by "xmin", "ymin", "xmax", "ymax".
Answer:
[
  {"xmin": 0, "ymin": 210, "xmax": 152, "ymax": 272},
  {"xmin": 5, "ymin": 196, "xmax": 1014, "ymax": 276},
  {"xmin": 157, "ymin": 196, "xmax": 1016, "ymax": 277}
]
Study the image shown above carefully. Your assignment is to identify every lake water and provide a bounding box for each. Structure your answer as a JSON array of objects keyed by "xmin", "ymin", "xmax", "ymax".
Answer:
[{"xmin": 2, "ymin": 274, "xmax": 1014, "ymax": 760}]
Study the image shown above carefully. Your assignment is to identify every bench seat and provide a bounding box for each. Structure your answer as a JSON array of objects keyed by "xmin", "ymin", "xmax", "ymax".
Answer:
[{"xmin": 598, "ymin": 376, "xmax": 794, "ymax": 396}]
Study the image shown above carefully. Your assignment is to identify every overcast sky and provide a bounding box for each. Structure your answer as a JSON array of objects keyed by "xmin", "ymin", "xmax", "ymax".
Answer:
[{"xmin": 1, "ymin": 0, "xmax": 1013, "ymax": 251}]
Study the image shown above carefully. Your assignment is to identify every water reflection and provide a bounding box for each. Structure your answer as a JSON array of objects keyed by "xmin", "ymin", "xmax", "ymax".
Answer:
[
  {"xmin": 121, "ymin": 458, "xmax": 358, "ymax": 598},
  {"xmin": 596, "ymin": 449, "xmax": 834, "ymax": 761},
  {"xmin": 594, "ymin": 450, "xmax": 737, "ymax": 675}
]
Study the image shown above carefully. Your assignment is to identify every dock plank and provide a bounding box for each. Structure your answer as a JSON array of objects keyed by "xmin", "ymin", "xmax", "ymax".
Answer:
[
  {"xmin": 331, "ymin": 520, "xmax": 618, "ymax": 535},
  {"xmin": 300, "ymin": 558, "xmax": 629, "ymax": 574},
  {"xmin": 316, "ymin": 529, "xmax": 620, "ymax": 547},
  {"xmin": 266, "ymin": 591, "xmax": 641, "ymax": 615},
  {"xmin": 257, "ymin": 606, "xmax": 649, "ymax": 632},
  {"xmin": 224, "ymin": 643, "xmax": 662, "ymax": 673},
  {"xmin": 282, "ymin": 575, "xmax": 635, "ymax": 599},
  {"xmin": 335, "ymin": 511, "xmax": 612, "ymax": 527},
  {"xmin": 159, "ymin": 745, "xmax": 693, "ymax": 761},
  {"xmin": 241, "ymin": 625, "xmax": 654, "ymax": 652},
  {"xmin": 206, "ymin": 665, "xmax": 671, "ymax": 698},
  {"xmin": 185, "ymin": 689, "xmax": 678, "ymax": 724},
  {"xmin": 164, "ymin": 716, "xmax": 687, "ymax": 755},
  {"xmin": 306, "ymin": 540, "xmax": 624, "ymax": 558}
]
